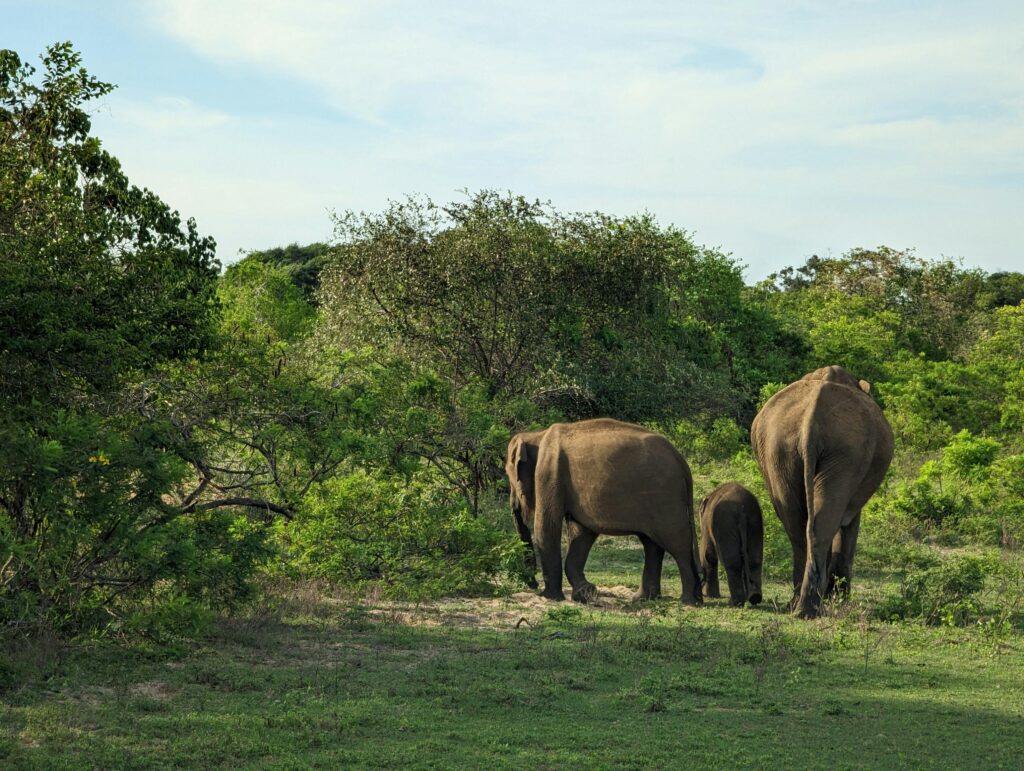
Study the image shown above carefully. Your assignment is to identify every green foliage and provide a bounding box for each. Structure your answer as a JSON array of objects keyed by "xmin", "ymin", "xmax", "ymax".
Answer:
[
  {"xmin": 219, "ymin": 258, "xmax": 316, "ymax": 341},
  {"xmin": 322, "ymin": 190, "xmax": 800, "ymax": 423},
  {"xmin": 662, "ymin": 417, "xmax": 747, "ymax": 464},
  {"xmin": 968, "ymin": 303, "xmax": 1024, "ymax": 432},
  {"xmin": 0, "ymin": 44, "xmax": 256, "ymax": 637},
  {"xmin": 942, "ymin": 430, "xmax": 1001, "ymax": 480},
  {"xmin": 760, "ymin": 247, "xmax": 989, "ymax": 380},
  {"xmin": 247, "ymin": 242, "xmax": 331, "ymax": 301},
  {"xmin": 803, "ymin": 292, "xmax": 902, "ymax": 383},
  {"xmin": 870, "ymin": 430, "xmax": 1024, "ymax": 547},
  {"xmin": 278, "ymin": 469, "xmax": 522, "ymax": 599},
  {"xmin": 979, "ymin": 271, "xmax": 1024, "ymax": 309},
  {"xmin": 0, "ymin": 44, "xmax": 219, "ymax": 399},
  {"xmin": 888, "ymin": 460, "xmax": 968, "ymax": 529},
  {"xmin": 877, "ymin": 356, "xmax": 997, "ymax": 451},
  {"xmin": 755, "ymin": 381, "xmax": 787, "ymax": 411},
  {"xmin": 877, "ymin": 555, "xmax": 988, "ymax": 625}
]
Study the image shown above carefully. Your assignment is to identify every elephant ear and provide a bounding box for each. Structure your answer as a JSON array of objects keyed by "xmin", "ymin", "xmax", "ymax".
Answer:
[
  {"xmin": 515, "ymin": 438, "xmax": 539, "ymax": 501},
  {"xmin": 859, "ymin": 379, "xmax": 872, "ymax": 394}
]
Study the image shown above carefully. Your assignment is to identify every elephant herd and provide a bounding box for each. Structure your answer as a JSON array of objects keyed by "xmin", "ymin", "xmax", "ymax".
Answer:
[{"xmin": 505, "ymin": 365, "xmax": 894, "ymax": 619}]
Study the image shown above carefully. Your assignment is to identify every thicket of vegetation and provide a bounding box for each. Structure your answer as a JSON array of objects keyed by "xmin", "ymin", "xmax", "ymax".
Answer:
[{"xmin": 3, "ymin": 45, "xmax": 1023, "ymax": 642}]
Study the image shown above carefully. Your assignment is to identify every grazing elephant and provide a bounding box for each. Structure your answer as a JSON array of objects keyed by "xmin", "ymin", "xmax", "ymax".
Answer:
[
  {"xmin": 506, "ymin": 418, "xmax": 702, "ymax": 604},
  {"xmin": 751, "ymin": 365, "xmax": 893, "ymax": 618},
  {"xmin": 699, "ymin": 482, "xmax": 763, "ymax": 607}
]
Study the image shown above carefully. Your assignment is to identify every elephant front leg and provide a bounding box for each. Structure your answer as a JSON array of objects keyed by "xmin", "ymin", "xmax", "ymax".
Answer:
[
  {"xmin": 511, "ymin": 504, "xmax": 538, "ymax": 589},
  {"xmin": 635, "ymin": 534, "xmax": 665, "ymax": 600},
  {"xmin": 533, "ymin": 509, "xmax": 565, "ymax": 601},
  {"xmin": 565, "ymin": 526, "xmax": 599, "ymax": 602}
]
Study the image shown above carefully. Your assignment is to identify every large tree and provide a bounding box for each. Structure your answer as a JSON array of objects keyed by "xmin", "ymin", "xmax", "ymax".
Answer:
[
  {"xmin": 0, "ymin": 44, "xmax": 261, "ymax": 633},
  {"xmin": 317, "ymin": 191, "xmax": 804, "ymax": 510},
  {"xmin": 321, "ymin": 190, "xmax": 793, "ymax": 421}
]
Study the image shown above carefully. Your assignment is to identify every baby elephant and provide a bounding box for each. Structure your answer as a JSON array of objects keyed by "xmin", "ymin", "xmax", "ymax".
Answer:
[{"xmin": 699, "ymin": 482, "xmax": 763, "ymax": 606}]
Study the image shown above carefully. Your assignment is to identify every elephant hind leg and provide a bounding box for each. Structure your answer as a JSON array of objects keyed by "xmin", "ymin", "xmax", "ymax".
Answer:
[
  {"xmin": 565, "ymin": 525, "xmax": 599, "ymax": 603},
  {"xmin": 700, "ymin": 536, "xmax": 724, "ymax": 597},
  {"xmin": 652, "ymin": 528, "xmax": 702, "ymax": 605},
  {"xmin": 715, "ymin": 532, "xmax": 747, "ymax": 606},
  {"xmin": 635, "ymin": 534, "xmax": 665, "ymax": 600},
  {"xmin": 828, "ymin": 511, "xmax": 861, "ymax": 598},
  {"xmin": 700, "ymin": 537, "xmax": 721, "ymax": 599},
  {"xmin": 745, "ymin": 515, "xmax": 764, "ymax": 606},
  {"xmin": 797, "ymin": 477, "xmax": 856, "ymax": 619},
  {"xmin": 765, "ymin": 473, "xmax": 807, "ymax": 603}
]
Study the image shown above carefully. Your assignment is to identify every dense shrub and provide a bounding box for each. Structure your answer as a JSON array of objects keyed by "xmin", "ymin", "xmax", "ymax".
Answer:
[
  {"xmin": 876, "ymin": 555, "xmax": 987, "ymax": 625},
  {"xmin": 662, "ymin": 417, "xmax": 747, "ymax": 464},
  {"xmin": 0, "ymin": 44, "xmax": 268, "ymax": 637},
  {"xmin": 277, "ymin": 469, "xmax": 523, "ymax": 599}
]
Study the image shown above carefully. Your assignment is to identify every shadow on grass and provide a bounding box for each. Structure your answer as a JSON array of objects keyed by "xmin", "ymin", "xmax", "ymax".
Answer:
[{"xmin": 3, "ymin": 592, "xmax": 1023, "ymax": 769}]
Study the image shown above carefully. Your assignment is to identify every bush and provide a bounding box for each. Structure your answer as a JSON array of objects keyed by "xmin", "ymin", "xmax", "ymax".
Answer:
[
  {"xmin": 875, "ymin": 432, "xmax": 1017, "ymax": 546},
  {"xmin": 278, "ymin": 468, "xmax": 523, "ymax": 599},
  {"xmin": 942, "ymin": 430, "xmax": 1001, "ymax": 481},
  {"xmin": 0, "ymin": 413, "xmax": 270, "ymax": 636},
  {"xmin": 876, "ymin": 555, "xmax": 988, "ymax": 625},
  {"xmin": 660, "ymin": 417, "xmax": 746, "ymax": 464},
  {"xmin": 888, "ymin": 461, "xmax": 969, "ymax": 530}
]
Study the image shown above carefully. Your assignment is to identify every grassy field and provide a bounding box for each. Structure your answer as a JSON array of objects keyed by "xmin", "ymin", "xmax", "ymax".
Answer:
[{"xmin": 2, "ymin": 539, "xmax": 1023, "ymax": 769}]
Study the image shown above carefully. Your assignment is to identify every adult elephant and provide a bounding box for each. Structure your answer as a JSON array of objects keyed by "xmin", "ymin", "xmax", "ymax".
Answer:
[
  {"xmin": 751, "ymin": 366, "xmax": 893, "ymax": 618},
  {"xmin": 506, "ymin": 418, "xmax": 702, "ymax": 604},
  {"xmin": 699, "ymin": 482, "xmax": 763, "ymax": 607}
]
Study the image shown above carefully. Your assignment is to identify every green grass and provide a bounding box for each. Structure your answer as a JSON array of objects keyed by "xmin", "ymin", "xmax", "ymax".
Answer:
[{"xmin": 2, "ymin": 540, "xmax": 1023, "ymax": 769}]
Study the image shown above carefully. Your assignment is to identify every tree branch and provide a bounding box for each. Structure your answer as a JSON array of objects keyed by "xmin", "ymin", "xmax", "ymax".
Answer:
[{"xmin": 187, "ymin": 497, "xmax": 294, "ymax": 519}]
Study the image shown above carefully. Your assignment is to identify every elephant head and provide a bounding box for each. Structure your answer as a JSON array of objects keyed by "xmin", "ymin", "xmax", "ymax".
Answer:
[{"xmin": 505, "ymin": 431, "xmax": 542, "ymax": 588}]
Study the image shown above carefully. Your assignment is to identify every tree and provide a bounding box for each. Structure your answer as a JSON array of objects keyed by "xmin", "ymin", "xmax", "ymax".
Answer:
[
  {"xmin": 979, "ymin": 271, "xmax": 1024, "ymax": 310},
  {"xmin": 759, "ymin": 247, "xmax": 988, "ymax": 375},
  {"xmin": 247, "ymin": 241, "xmax": 332, "ymax": 302},
  {"xmin": 0, "ymin": 44, "xmax": 260, "ymax": 635},
  {"xmin": 155, "ymin": 258, "xmax": 349, "ymax": 524},
  {"xmin": 317, "ymin": 191, "xmax": 804, "ymax": 511},
  {"xmin": 321, "ymin": 191, "xmax": 777, "ymax": 419}
]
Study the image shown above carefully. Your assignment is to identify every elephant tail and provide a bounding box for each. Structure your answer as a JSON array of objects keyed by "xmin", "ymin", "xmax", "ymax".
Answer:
[
  {"xmin": 738, "ymin": 518, "xmax": 750, "ymax": 596},
  {"xmin": 802, "ymin": 445, "xmax": 817, "ymax": 525}
]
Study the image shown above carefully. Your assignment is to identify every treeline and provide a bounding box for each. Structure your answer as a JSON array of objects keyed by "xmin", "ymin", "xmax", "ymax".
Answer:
[{"xmin": 2, "ymin": 45, "xmax": 1022, "ymax": 639}]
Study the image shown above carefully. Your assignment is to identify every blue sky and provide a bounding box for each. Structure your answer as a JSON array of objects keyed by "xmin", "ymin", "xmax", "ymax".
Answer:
[{"xmin": 6, "ymin": 1, "xmax": 1024, "ymax": 278}]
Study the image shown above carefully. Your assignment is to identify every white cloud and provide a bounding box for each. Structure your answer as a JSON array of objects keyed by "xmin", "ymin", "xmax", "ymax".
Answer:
[
  {"xmin": 116, "ymin": 96, "xmax": 232, "ymax": 132},
  {"xmin": 134, "ymin": 0, "xmax": 1024, "ymax": 275}
]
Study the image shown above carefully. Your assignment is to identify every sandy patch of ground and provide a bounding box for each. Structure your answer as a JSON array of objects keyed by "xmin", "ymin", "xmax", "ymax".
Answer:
[
  {"xmin": 66, "ymin": 685, "xmax": 114, "ymax": 707},
  {"xmin": 356, "ymin": 583, "xmax": 652, "ymax": 632},
  {"xmin": 129, "ymin": 681, "xmax": 176, "ymax": 701}
]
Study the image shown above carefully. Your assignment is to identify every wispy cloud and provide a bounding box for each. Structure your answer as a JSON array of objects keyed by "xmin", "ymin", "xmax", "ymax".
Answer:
[
  {"xmin": 128, "ymin": 0, "xmax": 1024, "ymax": 273},
  {"xmin": 117, "ymin": 96, "xmax": 232, "ymax": 132}
]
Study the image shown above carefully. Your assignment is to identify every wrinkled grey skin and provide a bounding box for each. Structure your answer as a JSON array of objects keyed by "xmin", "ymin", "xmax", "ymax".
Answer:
[
  {"xmin": 506, "ymin": 418, "xmax": 702, "ymax": 604},
  {"xmin": 699, "ymin": 482, "xmax": 763, "ymax": 607},
  {"xmin": 751, "ymin": 366, "xmax": 894, "ymax": 618}
]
